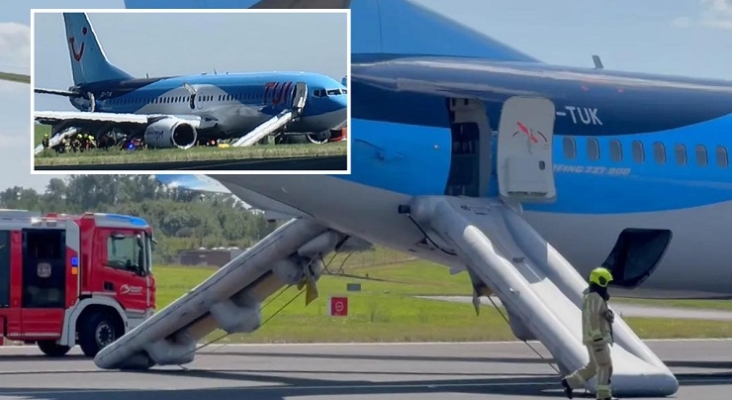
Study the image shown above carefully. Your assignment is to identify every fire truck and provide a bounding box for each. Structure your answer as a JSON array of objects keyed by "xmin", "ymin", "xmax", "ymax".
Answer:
[{"xmin": 0, "ymin": 210, "xmax": 156, "ymax": 358}]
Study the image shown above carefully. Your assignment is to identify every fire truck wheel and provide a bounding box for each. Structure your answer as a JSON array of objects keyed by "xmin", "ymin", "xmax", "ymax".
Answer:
[
  {"xmin": 79, "ymin": 311, "xmax": 121, "ymax": 358},
  {"xmin": 37, "ymin": 340, "xmax": 71, "ymax": 357}
]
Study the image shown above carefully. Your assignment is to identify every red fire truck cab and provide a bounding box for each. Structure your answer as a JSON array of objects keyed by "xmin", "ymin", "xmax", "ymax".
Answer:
[{"xmin": 0, "ymin": 210, "xmax": 156, "ymax": 358}]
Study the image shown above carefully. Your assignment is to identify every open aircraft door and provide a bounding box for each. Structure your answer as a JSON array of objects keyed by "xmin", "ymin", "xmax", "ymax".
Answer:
[
  {"xmin": 292, "ymin": 82, "xmax": 307, "ymax": 113},
  {"xmin": 497, "ymin": 96, "xmax": 557, "ymax": 203}
]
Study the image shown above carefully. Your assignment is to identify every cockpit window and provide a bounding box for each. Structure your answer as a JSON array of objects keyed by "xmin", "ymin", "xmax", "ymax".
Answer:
[
  {"xmin": 313, "ymin": 89, "xmax": 325, "ymax": 98},
  {"xmin": 326, "ymin": 88, "xmax": 346, "ymax": 96}
]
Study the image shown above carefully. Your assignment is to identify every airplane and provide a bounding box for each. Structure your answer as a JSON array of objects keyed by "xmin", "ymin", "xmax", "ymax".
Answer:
[
  {"xmin": 33, "ymin": 12, "xmax": 348, "ymax": 152},
  {"xmin": 92, "ymin": 0, "xmax": 732, "ymax": 397},
  {"xmin": 0, "ymin": 72, "xmax": 29, "ymax": 84}
]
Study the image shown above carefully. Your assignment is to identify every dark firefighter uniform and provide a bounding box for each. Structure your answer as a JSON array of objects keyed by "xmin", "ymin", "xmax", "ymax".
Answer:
[{"xmin": 561, "ymin": 267, "xmax": 615, "ymax": 400}]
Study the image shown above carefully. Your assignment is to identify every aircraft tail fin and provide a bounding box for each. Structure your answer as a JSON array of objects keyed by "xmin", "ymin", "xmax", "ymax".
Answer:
[
  {"xmin": 122, "ymin": 0, "xmax": 539, "ymax": 63},
  {"xmin": 63, "ymin": 13, "xmax": 133, "ymax": 85},
  {"xmin": 351, "ymin": 0, "xmax": 540, "ymax": 62}
]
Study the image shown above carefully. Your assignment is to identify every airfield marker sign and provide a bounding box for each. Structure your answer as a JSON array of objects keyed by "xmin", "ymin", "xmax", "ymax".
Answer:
[{"xmin": 329, "ymin": 296, "xmax": 348, "ymax": 317}]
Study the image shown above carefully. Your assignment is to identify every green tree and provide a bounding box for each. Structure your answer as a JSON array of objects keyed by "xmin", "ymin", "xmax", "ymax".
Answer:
[{"xmin": 0, "ymin": 175, "xmax": 273, "ymax": 263}]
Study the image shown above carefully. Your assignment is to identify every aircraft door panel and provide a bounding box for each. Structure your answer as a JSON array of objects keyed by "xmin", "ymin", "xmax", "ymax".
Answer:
[
  {"xmin": 293, "ymin": 82, "xmax": 307, "ymax": 111},
  {"xmin": 497, "ymin": 96, "xmax": 556, "ymax": 203}
]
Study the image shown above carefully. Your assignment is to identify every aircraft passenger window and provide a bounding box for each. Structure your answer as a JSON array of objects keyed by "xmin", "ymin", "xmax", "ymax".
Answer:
[
  {"xmin": 586, "ymin": 138, "xmax": 600, "ymax": 161},
  {"xmin": 631, "ymin": 141, "xmax": 644, "ymax": 163},
  {"xmin": 653, "ymin": 142, "xmax": 666, "ymax": 164},
  {"xmin": 609, "ymin": 139, "xmax": 622, "ymax": 162},
  {"xmin": 562, "ymin": 137, "xmax": 576, "ymax": 159},
  {"xmin": 696, "ymin": 145, "xmax": 708, "ymax": 167},
  {"xmin": 717, "ymin": 146, "xmax": 729, "ymax": 167},
  {"xmin": 675, "ymin": 144, "xmax": 687, "ymax": 166}
]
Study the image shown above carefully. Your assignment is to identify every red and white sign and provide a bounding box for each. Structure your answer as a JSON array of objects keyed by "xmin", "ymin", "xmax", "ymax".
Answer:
[{"xmin": 329, "ymin": 296, "xmax": 348, "ymax": 317}]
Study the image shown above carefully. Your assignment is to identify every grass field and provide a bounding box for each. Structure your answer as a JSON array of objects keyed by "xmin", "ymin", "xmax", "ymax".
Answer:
[
  {"xmin": 33, "ymin": 124, "xmax": 347, "ymax": 166},
  {"xmin": 153, "ymin": 261, "xmax": 732, "ymax": 344}
]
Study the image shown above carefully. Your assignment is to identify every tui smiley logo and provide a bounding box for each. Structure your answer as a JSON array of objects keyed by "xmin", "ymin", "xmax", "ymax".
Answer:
[{"xmin": 69, "ymin": 26, "xmax": 88, "ymax": 62}]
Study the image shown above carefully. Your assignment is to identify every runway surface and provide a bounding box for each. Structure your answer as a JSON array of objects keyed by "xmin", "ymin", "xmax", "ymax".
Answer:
[
  {"xmin": 419, "ymin": 295, "xmax": 732, "ymax": 321},
  {"xmin": 0, "ymin": 340, "xmax": 730, "ymax": 399},
  {"xmin": 33, "ymin": 154, "xmax": 347, "ymax": 171}
]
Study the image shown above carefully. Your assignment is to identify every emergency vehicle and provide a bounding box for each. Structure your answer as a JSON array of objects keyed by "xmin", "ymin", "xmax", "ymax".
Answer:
[{"xmin": 0, "ymin": 210, "xmax": 156, "ymax": 358}]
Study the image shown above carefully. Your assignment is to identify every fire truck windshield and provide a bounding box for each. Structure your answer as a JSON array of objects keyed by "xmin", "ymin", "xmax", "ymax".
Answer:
[{"xmin": 107, "ymin": 232, "xmax": 151, "ymax": 276}]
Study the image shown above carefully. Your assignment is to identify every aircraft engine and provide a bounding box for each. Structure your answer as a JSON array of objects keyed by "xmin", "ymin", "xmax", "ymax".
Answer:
[{"xmin": 143, "ymin": 118, "xmax": 198, "ymax": 150}]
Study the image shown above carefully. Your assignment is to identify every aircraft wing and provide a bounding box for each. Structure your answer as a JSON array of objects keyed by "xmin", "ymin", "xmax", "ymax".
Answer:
[
  {"xmin": 155, "ymin": 174, "xmax": 307, "ymax": 221},
  {"xmin": 156, "ymin": 174, "xmax": 231, "ymax": 193},
  {"xmin": 0, "ymin": 71, "xmax": 29, "ymax": 84},
  {"xmin": 155, "ymin": 174, "xmax": 375, "ymax": 252},
  {"xmin": 34, "ymin": 111, "xmax": 203, "ymax": 128},
  {"xmin": 35, "ymin": 88, "xmax": 85, "ymax": 98},
  {"xmin": 123, "ymin": 0, "xmax": 350, "ymax": 8}
]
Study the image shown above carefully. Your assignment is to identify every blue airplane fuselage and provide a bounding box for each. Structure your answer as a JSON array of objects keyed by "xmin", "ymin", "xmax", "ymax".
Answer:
[
  {"xmin": 127, "ymin": 0, "xmax": 732, "ymax": 297},
  {"xmin": 344, "ymin": 56, "xmax": 732, "ymax": 215},
  {"xmin": 69, "ymin": 71, "xmax": 348, "ymax": 139}
]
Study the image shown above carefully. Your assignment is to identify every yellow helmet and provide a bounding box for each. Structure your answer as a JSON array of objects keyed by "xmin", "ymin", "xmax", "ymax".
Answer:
[{"xmin": 589, "ymin": 267, "xmax": 613, "ymax": 287}]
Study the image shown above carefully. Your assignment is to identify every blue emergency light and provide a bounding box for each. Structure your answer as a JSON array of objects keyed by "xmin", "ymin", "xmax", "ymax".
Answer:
[{"xmin": 71, "ymin": 256, "xmax": 79, "ymax": 267}]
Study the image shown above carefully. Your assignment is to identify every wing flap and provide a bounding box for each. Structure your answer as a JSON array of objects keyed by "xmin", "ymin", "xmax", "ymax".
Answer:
[
  {"xmin": 34, "ymin": 111, "xmax": 202, "ymax": 128},
  {"xmin": 155, "ymin": 174, "xmax": 308, "ymax": 220}
]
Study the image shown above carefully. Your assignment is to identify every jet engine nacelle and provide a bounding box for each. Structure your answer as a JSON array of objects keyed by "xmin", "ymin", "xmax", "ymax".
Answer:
[{"xmin": 143, "ymin": 118, "xmax": 198, "ymax": 150}]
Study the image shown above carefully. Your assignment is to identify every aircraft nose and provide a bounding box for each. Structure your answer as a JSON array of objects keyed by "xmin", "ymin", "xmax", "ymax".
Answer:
[
  {"xmin": 333, "ymin": 94, "xmax": 347, "ymax": 109},
  {"xmin": 332, "ymin": 96, "xmax": 348, "ymax": 126}
]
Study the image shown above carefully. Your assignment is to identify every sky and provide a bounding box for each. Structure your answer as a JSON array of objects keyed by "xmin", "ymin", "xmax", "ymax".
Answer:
[{"xmin": 1, "ymin": 0, "xmax": 732, "ymax": 193}]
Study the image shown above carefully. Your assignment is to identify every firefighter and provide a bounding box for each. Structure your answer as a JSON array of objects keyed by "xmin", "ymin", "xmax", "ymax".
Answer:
[
  {"xmin": 561, "ymin": 266, "xmax": 615, "ymax": 400},
  {"xmin": 85, "ymin": 133, "xmax": 97, "ymax": 149},
  {"xmin": 71, "ymin": 132, "xmax": 83, "ymax": 152},
  {"xmin": 41, "ymin": 134, "xmax": 50, "ymax": 149}
]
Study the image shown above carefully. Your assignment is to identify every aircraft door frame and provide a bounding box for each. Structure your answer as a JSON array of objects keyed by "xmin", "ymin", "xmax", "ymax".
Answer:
[
  {"xmin": 497, "ymin": 96, "xmax": 557, "ymax": 203},
  {"xmin": 444, "ymin": 97, "xmax": 492, "ymax": 197}
]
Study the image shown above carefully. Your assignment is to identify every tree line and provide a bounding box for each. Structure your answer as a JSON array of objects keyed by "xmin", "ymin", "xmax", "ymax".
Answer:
[{"xmin": 0, "ymin": 175, "xmax": 277, "ymax": 263}]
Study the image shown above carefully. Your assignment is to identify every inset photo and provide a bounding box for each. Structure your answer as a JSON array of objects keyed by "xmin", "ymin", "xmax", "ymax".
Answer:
[{"xmin": 31, "ymin": 9, "xmax": 349, "ymax": 173}]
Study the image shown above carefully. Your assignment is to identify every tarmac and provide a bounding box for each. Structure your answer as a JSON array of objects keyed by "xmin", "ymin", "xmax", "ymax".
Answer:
[
  {"xmin": 0, "ymin": 340, "xmax": 730, "ymax": 400},
  {"xmin": 33, "ymin": 154, "xmax": 347, "ymax": 171}
]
